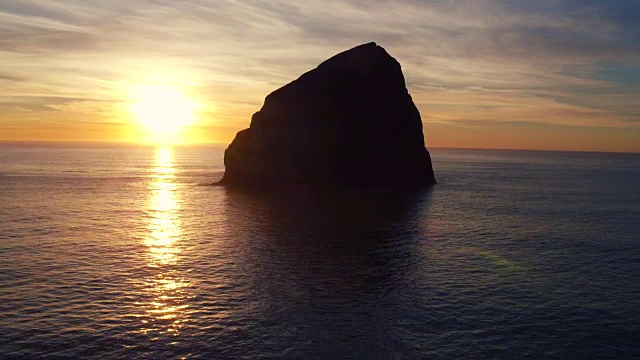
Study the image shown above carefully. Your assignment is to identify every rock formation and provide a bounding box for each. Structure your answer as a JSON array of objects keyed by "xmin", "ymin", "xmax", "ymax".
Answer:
[{"xmin": 219, "ymin": 42, "xmax": 436, "ymax": 189}]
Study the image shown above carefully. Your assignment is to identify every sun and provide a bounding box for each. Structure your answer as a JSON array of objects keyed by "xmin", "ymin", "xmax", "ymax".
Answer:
[{"xmin": 130, "ymin": 85, "xmax": 198, "ymax": 144}]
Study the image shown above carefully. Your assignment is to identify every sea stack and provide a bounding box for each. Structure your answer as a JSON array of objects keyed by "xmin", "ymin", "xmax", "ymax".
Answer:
[{"xmin": 219, "ymin": 42, "xmax": 436, "ymax": 189}]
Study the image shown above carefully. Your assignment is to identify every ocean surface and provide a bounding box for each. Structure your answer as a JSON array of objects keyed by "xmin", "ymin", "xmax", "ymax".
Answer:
[{"xmin": 0, "ymin": 143, "xmax": 638, "ymax": 359}]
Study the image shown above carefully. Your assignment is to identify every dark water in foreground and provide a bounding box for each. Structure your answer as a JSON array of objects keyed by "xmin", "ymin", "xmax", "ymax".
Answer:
[{"xmin": 0, "ymin": 144, "xmax": 638, "ymax": 359}]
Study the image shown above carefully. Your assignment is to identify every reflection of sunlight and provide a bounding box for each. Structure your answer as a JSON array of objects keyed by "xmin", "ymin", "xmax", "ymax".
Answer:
[
  {"xmin": 155, "ymin": 147, "xmax": 174, "ymax": 174},
  {"xmin": 140, "ymin": 147, "xmax": 190, "ymax": 336}
]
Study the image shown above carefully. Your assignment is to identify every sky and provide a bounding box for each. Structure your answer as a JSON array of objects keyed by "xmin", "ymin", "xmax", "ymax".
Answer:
[{"xmin": 0, "ymin": 0, "xmax": 639, "ymax": 152}]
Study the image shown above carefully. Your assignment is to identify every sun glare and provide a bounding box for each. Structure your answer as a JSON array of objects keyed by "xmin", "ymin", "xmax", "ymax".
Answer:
[{"xmin": 130, "ymin": 85, "xmax": 198, "ymax": 144}]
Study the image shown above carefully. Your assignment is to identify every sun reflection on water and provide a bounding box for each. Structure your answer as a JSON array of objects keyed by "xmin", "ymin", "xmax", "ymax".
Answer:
[{"xmin": 140, "ymin": 147, "xmax": 190, "ymax": 335}]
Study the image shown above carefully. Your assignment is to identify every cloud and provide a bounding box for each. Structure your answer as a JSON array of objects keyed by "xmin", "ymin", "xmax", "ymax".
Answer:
[
  {"xmin": 0, "ymin": 73, "xmax": 28, "ymax": 82},
  {"xmin": 15, "ymin": 105, "xmax": 32, "ymax": 112}
]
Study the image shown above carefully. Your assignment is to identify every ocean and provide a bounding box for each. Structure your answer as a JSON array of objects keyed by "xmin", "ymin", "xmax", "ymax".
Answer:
[{"xmin": 0, "ymin": 143, "xmax": 638, "ymax": 359}]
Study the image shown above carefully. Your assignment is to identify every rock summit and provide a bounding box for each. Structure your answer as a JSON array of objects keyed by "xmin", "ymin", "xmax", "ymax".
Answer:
[{"xmin": 219, "ymin": 42, "xmax": 436, "ymax": 189}]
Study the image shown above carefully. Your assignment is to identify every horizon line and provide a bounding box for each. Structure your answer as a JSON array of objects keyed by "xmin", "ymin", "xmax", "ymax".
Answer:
[{"xmin": 1, "ymin": 139, "xmax": 638, "ymax": 155}]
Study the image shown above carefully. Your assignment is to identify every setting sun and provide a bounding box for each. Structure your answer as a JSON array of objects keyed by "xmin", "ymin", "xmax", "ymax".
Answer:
[{"xmin": 130, "ymin": 85, "xmax": 198, "ymax": 144}]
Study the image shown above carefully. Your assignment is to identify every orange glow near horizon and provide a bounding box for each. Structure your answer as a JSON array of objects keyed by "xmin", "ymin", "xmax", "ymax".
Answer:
[{"xmin": 0, "ymin": 81, "xmax": 637, "ymax": 152}]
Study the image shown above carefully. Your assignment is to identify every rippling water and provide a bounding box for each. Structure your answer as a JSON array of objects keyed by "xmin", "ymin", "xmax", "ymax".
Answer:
[{"xmin": 0, "ymin": 144, "xmax": 638, "ymax": 359}]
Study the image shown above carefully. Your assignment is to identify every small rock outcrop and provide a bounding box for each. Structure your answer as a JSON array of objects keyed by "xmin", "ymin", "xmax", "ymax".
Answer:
[{"xmin": 219, "ymin": 42, "xmax": 436, "ymax": 189}]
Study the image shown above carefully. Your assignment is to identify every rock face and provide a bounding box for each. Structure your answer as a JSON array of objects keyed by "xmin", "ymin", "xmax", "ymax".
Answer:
[{"xmin": 219, "ymin": 42, "xmax": 436, "ymax": 189}]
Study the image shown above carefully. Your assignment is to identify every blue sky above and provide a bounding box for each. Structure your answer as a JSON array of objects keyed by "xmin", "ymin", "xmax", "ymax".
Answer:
[{"xmin": 0, "ymin": 0, "xmax": 638, "ymax": 150}]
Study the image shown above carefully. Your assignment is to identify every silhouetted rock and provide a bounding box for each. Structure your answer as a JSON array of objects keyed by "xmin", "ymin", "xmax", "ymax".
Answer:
[{"xmin": 219, "ymin": 42, "xmax": 436, "ymax": 189}]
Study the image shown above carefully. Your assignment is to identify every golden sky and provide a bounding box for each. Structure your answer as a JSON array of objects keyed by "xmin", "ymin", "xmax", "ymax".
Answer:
[{"xmin": 1, "ymin": 1, "xmax": 639, "ymax": 152}]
